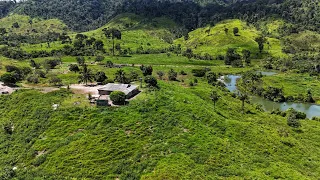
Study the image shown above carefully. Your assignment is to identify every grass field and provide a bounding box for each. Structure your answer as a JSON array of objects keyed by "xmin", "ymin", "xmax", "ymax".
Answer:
[
  {"xmin": 262, "ymin": 73, "xmax": 320, "ymax": 103},
  {"xmin": 0, "ymin": 14, "xmax": 68, "ymax": 35},
  {"xmin": 174, "ymin": 19, "xmax": 287, "ymax": 58}
]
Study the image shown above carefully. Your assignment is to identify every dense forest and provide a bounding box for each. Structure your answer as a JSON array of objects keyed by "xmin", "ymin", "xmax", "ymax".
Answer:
[{"xmin": 1, "ymin": 0, "xmax": 317, "ymax": 32}]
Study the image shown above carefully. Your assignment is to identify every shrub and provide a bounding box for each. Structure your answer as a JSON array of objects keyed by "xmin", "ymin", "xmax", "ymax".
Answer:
[
  {"xmin": 49, "ymin": 76, "xmax": 62, "ymax": 86},
  {"xmin": 157, "ymin": 71, "xmax": 164, "ymax": 79},
  {"xmin": 95, "ymin": 55, "xmax": 105, "ymax": 62},
  {"xmin": 144, "ymin": 75, "xmax": 158, "ymax": 88},
  {"xmin": 287, "ymin": 112, "xmax": 301, "ymax": 128},
  {"xmin": 95, "ymin": 71, "xmax": 107, "ymax": 83},
  {"xmin": 140, "ymin": 65, "xmax": 153, "ymax": 76},
  {"xmin": 192, "ymin": 69, "xmax": 206, "ymax": 77},
  {"xmin": 110, "ymin": 91, "xmax": 126, "ymax": 105},
  {"xmin": 0, "ymin": 73, "xmax": 18, "ymax": 85},
  {"xmin": 180, "ymin": 70, "xmax": 187, "ymax": 75},
  {"xmin": 168, "ymin": 69, "xmax": 177, "ymax": 81},
  {"xmin": 27, "ymin": 75, "xmax": 39, "ymax": 84},
  {"xmin": 69, "ymin": 64, "xmax": 80, "ymax": 73}
]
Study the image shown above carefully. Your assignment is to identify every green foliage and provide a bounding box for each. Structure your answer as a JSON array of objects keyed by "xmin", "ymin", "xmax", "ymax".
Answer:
[
  {"xmin": 225, "ymin": 48, "xmax": 241, "ymax": 66},
  {"xmin": 0, "ymin": 72, "xmax": 18, "ymax": 85},
  {"xmin": 144, "ymin": 75, "xmax": 158, "ymax": 88},
  {"xmin": 78, "ymin": 64, "xmax": 94, "ymax": 85},
  {"xmin": 140, "ymin": 65, "xmax": 153, "ymax": 76},
  {"xmin": 95, "ymin": 71, "xmax": 107, "ymax": 83},
  {"xmin": 110, "ymin": 91, "xmax": 126, "ymax": 105},
  {"xmin": 168, "ymin": 69, "xmax": 177, "ymax": 81},
  {"xmin": 114, "ymin": 69, "xmax": 130, "ymax": 84}
]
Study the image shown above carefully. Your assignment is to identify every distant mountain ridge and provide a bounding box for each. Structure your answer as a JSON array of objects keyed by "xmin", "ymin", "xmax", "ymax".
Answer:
[{"xmin": 0, "ymin": 0, "xmax": 318, "ymax": 33}]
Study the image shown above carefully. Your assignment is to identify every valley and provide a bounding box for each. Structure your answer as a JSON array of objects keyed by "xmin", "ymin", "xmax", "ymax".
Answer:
[{"xmin": 0, "ymin": 0, "xmax": 319, "ymax": 179}]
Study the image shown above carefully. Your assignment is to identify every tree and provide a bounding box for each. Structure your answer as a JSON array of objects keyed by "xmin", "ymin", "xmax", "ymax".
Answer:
[
  {"xmin": 239, "ymin": 93, "xmax": 248, "ymax": 114},
  {"xmin": 95, "ymin": 55, "xmax": 105, "ymax": 62},
  {"xmin": 242, "ymin": 50, "xmax": 251, "ymax": 66},
  {"xmin": 30, "ymin": 59, "xmax": 40, "ymax": 69},
  {"xmin": 145, "ymin": 75, "xmax": 158, "ymax": 88},
  {"xmin": 110, "ymin": 91, "xmax": 126, "ymax": 105},
  {"xmin": 106, "ymin": 61, "xmax": 114, "ymax": 68},
  {"xmin": 78, "ymin": 64, "xmax": 94, "ymax": 85},
  {"xmin": 114, "ymin": 69, "xmax": 129, "ymax": 84},
  {"xmin": 210, "ymin": 91, "xmax": 220, "ymax": 110},
  {"xmin": 95, "ymin": 71, "xmax": 107, "ymax": 83},
  {"xmin": 207, "ymin": 72, "xmax": 217, "ymax": 85},
  {"xmin": 102, "ymin": 28, "xmax": 122, "ymax": 56},
  {"xmin": 140, "ymin": 65, "xmax": 153, "ymax": 76},
  {"xmin": 44, "ymin": 59, "xmax": 60, "ymax": 69},
  {"xmin": 49, "ymin": 76, "xmax": 62, "ymax": 86},
  {"xmin": 255, "ymin": 36, "xmax": 266, "ymax": 53},
  {"xmin": 224, "ymin": 28, "xmax": 229, "ymax": 34},
  {"xmin": 69, "ymin": 64, "xmax": 80, "ymax": 73},
  {"xmin": 0, "ymin": 73, "xmax": 18, "ymax": 85},
  {"xmin": 233, "ymin": 27, "xmax": 239, "ymax": 36},
  {"xmin": 183, "ymin": 48, "xmax": 193, "ymax": 60},
  {"xmin": 225, "ymin": 48, "xmax": 241, "ymax": 66},
  {"xmin": 287, "ymin": 112, "xmax": 301, "ymax": 128},
  {"xmin": 12, "ymin": 22, "xmax": 19, "ymax": 28},
  {"xmin": 157, "ymin": 71, "xmax": 164, "ymax": 80},
  {"xmin": 168, "ymin": 69, "xmax": 177, "ymax": 81},
  {"xmin": 305, "ymin": 89, "xmax": 315, "ymax": 103},
  {"xmin": 76, "ymin": 56, "xmax": 85, "ymax": 66},
  {"xmin": 94, "ymin": 40, "xmax": 104, "ymax": 51},
  {"xmin": 0, "ymin": 28, "xmax": 7, "ymax": 36}
]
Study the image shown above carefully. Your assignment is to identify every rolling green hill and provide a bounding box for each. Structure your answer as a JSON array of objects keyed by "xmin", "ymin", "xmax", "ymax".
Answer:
[
  {"xmin": 0, "ymin": 14, "xmax": 69, "ymax": 35},
  {"xmin": 175, "ymin": 19, "xmax": 286, "ymax": 58},
  {"xmin": 1, "ymin": 81, "xmax": 320, "ymax": 179}
]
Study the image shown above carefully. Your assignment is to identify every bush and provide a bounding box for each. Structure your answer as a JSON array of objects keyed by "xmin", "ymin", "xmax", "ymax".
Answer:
[
  {"xmin": 49, "ymin": 76, "xmax": 62, "ymax": 86},
  {"xmin": 69, "ymin": 64, "xmax": 80, "ymax": 73},
  {"xmin": 95, "ymin": 71, "xmax": 107, "ymax": 83},
  {"xmin": 110, "ymin": 91, "xmax": 126, "ymax": 105},
  {"xmin": 0, "ymin": 73, "xmax": 18, "ymax": 85},
  {"xmin": 144, "ymin": 75, "xmax": 158, "ymax": 88},
  {"xmin": 95, "ymin": 55, "xmax": 105, "ymax": 62},
  {"xmin": 168, "ymin": 69, "xmax": 177, "ymax": 81},
  {"xmin": 191, "ymin": 69, "xmax": 206, "ymax": 77},
  {"xmin": 27, "ymin": 75, "xmax": 39, "ymax": 84}
]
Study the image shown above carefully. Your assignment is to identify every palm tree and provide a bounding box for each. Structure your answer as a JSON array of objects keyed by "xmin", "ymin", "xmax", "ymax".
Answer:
[
  {"xmin": 239, "ymin": 93, "xmax": 248, "ymax": 114},
  {"xmin": 210, "ymin": 91, "xmax": 220, "ymax": 110},
  {"xmin": 78, "ymin": 64, "xmax": 94, "ymax": 85},
  {"xmin": 114, "ymin": 69, "xmax": 129, "ymax": 84},
  {"xmin": 102, "ymin": 28, "xmax": 122, "ymax": 56}
]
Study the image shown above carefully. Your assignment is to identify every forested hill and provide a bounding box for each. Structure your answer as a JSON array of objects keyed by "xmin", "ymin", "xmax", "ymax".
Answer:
[{"xmin": 1, "ymin": 0, "xmax": 319, "ymax": 32}]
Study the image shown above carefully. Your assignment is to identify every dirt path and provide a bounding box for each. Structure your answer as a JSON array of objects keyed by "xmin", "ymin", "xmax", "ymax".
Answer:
[{"xmin": 0, "ymin": 82, "xmax": 18, "ymax": 94}]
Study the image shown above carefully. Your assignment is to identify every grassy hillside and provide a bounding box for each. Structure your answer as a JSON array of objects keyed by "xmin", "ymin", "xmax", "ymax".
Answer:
[
  {"xmin": 81, "ymin": 13, "xmax": 177, "ymax": 52},
  {"xmin": 0, "ymin": 14, "xmax": 69, "ymax": 35},
  {"xmin": 174, "ymin": 19, "xmax": 286, "ymax": 58},
  {"xmin": 20, "ymin": 13, "xmax": 176, "ymax": 54},
  {"xmin": 1, "ymin": 80, "xmax": 320, "ymax": 179}
]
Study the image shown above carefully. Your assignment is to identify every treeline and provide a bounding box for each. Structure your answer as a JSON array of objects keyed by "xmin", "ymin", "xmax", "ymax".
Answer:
[{"xmin": 6, "ymin": 0, "xmax": 319, "ymax": 33}]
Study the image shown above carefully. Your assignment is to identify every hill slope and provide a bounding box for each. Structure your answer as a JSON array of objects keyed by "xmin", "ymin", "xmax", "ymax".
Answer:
[
  {"xmin": 175, "ymin": 19, "xmax": 286, "ymax": 58},
  {"xmin": 1, "ymin": 82, "xmax": 320, "ymax": 179}
]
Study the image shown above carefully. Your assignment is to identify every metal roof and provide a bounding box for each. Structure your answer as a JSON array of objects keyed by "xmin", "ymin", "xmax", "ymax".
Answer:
[{"xmin": 98, "ymin": 83, "xmax": 138, "ymax": 95}]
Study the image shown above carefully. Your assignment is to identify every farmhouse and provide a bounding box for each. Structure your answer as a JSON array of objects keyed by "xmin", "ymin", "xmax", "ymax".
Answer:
[{"xmin": 98, "ymin": 83, "xmax": 139, "ymax": 99}]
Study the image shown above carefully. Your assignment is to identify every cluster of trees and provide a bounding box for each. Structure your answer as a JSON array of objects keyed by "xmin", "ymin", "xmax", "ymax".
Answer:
[
  {"xmin": 261, "ymin": 54, "xmax": 320, "ymax": 76},
  {"xmin": 224, "ymin": 48, "xmax": 251, "ymax": 67},
  {"xmin": 240, "ymin": 71, "xmax": 316, "ymax": 103}
]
